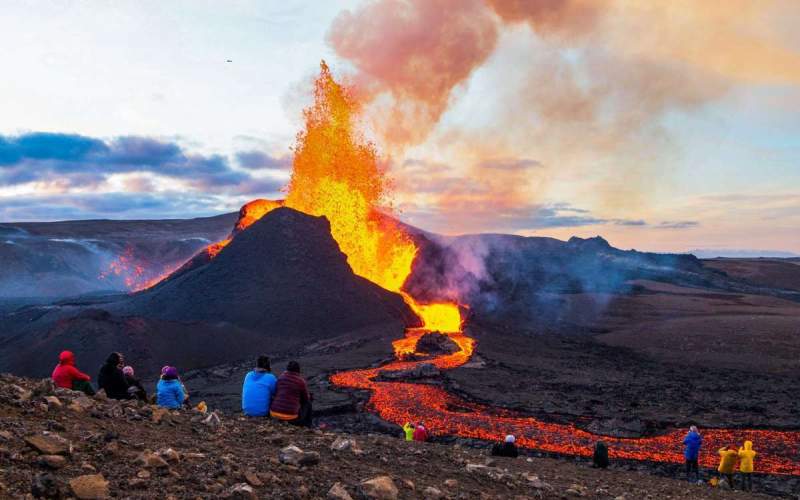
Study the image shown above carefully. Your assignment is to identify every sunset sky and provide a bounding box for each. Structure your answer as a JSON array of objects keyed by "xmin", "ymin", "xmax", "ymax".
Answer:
[{"xmin": 1, "ymin": 0, "xmax": 799, "ymax": 255}]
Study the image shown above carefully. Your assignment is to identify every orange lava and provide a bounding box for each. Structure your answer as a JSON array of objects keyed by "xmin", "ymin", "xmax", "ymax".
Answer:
[
  {"xmin": 235, "ymin": 199, "xmax": 284, "ymax": 233},
  {"xmin": 331, "ymin": 326, "xmax": 800, "ymax": 476}
]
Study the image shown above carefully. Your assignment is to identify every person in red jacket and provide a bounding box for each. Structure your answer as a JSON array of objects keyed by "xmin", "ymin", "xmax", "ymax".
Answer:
[
  {"xmin": 51, "ymin": 351, "xmax": 94, "ymax": 395},
  {"xmin": 269, "ymin": 361, "xmax": 312, "ymax": 427},
  {"xmin": 413, "ymin": 423, "xmax": 429, "ymax": 442}
]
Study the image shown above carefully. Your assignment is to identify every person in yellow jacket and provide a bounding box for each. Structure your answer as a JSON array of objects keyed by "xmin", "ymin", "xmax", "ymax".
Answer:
[
  {"xmin": 717, "ymin": 446, "xmax": 739, "ymax": 488},
  {"xmin": 738, "ymin": 441, "xmax": 756, "ymax": 491},
  {"xmin": 402, "ymin": 422, "xmax": 415, "ymax": 441}
]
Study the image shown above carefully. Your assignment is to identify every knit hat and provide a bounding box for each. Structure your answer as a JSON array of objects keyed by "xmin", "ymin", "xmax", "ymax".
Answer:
[
  {"xmin": 161, "ymin": 366, "xmax": 170, "ymax": 375},
  {"xmin": 505, "ymin": 435, "xmax": 516, "ymax": 443},
  {"xmin": 163, "ymin": 366, "xmax": 178, "ymax": 378},
  {"xmin": 122, "ymin": 366, "xmax": 134, "ymax": 376}
]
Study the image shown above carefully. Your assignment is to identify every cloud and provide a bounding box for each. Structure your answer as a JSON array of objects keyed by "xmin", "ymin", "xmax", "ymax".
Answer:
[
  {"xmin": 0, "ymin": 132, "xmax": 287, "ymax": 193},
  {"xmin": 235, "ymin": 150, "xmax": 293, "ymax": 170},
  {"xmin": 657, "ymin": 220, "xmax": 699, "ymax": 229},
  {"xmin": 0, "ymin": 132, "xmax": 287, "ymax": 221},
  {"xmin": 0, "ymin": 192, "xmax": 227, "ymax": 221}
]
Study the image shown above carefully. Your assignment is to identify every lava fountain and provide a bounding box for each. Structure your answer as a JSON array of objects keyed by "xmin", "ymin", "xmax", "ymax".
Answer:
[{"xmin": 137, "ymin": 62, "xmax": 800, "ymax": 475}]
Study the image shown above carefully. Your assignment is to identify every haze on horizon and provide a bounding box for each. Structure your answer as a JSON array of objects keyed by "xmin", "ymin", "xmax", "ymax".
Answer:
[{"xmin": 1, "ymin": 0, "xmax": 798, "ymax": 255}]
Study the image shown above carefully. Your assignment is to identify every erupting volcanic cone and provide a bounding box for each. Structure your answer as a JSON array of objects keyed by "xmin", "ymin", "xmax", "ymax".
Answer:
[{"xmin": 123, "ymin": 207, "xmax": 418, "ymax": 336}]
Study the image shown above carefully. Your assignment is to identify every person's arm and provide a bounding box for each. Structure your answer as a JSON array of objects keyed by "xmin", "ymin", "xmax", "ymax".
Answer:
[
  {"xmin": 68, "ymin": 365, "xmax": 91, "ymax": 381},
  {"xmin": 174, "ymin": 384, "xmax": 185, "ymax": 407}
]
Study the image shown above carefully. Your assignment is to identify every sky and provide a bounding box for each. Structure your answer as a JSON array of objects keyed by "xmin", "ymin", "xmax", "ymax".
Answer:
[{"xmin": 1, "ymin": 0, "xmax": 799, "ymax": 255}]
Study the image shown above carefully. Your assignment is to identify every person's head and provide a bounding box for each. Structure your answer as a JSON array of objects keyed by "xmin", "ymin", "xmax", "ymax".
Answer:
[
  {"xmin": 58, "ymin": 351, "xmax": 75, "ymax": 365},
  {"xmin": 689, "ymin": 425, "xmax": 699, "ymax": 434},
  {"xmin": 743, "ymin": 441, "xmax": 753, "ymax": 450},
  {"xmin": 162, "ymin": 366, "xmax": 179, "ymax": 380},
  {"xmin": 256, "ymin": 355, "xmax": 271, "ymax": 371},
  {"xmin": 418, "ymin": 422, "xmax": 425, "ymax": 429},
  {"xmin": 505, "ymin": 435, "xmax": 515, "ymax": 444},
  {"xmin": 122, "ymin": 366, "xmax": 134, "ymax": 377},
  {"xmin": 106, "ymin": 352, "xmax": 123, "ymax": 366},
  {"xmin": 286, "ymin": 361, "xmax": 300, "ymax": 373}
]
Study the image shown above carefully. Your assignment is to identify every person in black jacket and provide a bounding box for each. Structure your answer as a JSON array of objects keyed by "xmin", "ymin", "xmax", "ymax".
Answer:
[
  {"xmin": 491, "ymin": 435, "xmax": 519, "ymax": 458},
  {"xmin": 98, "ymin": 352, "xmax": 131, "ymax": 400},
  {"xmin": 593, "ymin": 441, "xmax": 610, "ymax": 469}
]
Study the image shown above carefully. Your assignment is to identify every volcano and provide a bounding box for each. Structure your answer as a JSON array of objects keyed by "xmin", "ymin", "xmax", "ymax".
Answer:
[
  {"xmin": 0, "ymin": 207, "xmax": 416, "ymax": 377},
  {"xmin": 121, "ymin": 207, "xmax": 417, "ymax": 334}
]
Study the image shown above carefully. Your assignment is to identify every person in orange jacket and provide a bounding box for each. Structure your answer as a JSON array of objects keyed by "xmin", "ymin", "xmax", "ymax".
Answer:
[
  {"xmin": 738, "ymin": 441, "xmax": 756, "ymax": 491},
  {"xmin": 51, "ymin": 351, "xmax": 94, "ymax": 395},
  {"xmin": 717, "ymin": 445, "xmax": 739, "ymax": 488},
  {"xmin": 413, "ymin": 422, "xmax": 428, "ymax": 442}
]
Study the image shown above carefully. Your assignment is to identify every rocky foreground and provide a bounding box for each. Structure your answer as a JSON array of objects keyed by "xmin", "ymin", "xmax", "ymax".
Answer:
[{"xmin": 0, "ymin": 375, "xmax": 773, "ymax": 499}]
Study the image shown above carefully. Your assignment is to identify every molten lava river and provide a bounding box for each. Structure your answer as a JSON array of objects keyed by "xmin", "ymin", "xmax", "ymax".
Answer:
[{"xmin": 331, "ymin": 314, "xmax": 800, "ymax": 476}]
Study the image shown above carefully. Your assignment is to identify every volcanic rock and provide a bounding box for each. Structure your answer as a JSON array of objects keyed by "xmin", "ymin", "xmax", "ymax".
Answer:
[
  {"xmin": 357, "ymin": 476, "xmax": 398, "ymax": 500},
  {"xmin": 228, "ymin": 483, "xmax": 257, "ymax": 500},
  {"xmin": 327, "ymin": 482, "xmax": 353, "ymax": 500},
  {"xmin": 415, "ymin": 333, "xmax": 460, "ymax": 355},
  {"xmin": 68, "ymin": 474, "xmax": 109, "ymax": 499},
  {"xmin": 278, "ymin": 444, "xmax": 320, "ymax": 466},
  {"xmin": 31, "ymin": 473, "xmax": 62, "ymax": 499},
  {"xmin": 25, "ymin": 433, "xmax": 71, "ymax": 456},
  {"xmin": 377, "ymin": 363, "xmax": 440, "ymax": 380},
  {"xmin": 38, "ymin": 455, "xmax": 68, "ymax": 469}
]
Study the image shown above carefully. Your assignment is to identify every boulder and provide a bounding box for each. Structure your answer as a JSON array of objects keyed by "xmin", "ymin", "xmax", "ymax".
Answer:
[
  {"xmin": 415, "ymin": 333, "xmax": 460, "ymax": 355},
  {"xmin": 330, "ymin": 437, "xmax": 362, "ymax": 454},
  {"xmin": 25, "ymin": 433, "xmax": 72, "ymax": 455},
  {"xmin": 136, "ymin": 451, "xmax": 169, "ymax": 469},
  {"xmin": 278, "ymin": 445, "xmax": 320, "ymax": 466},
  {"xmin": 377, "ymin": 363, "xmax": 440, "ymax": 380},
  {"xmin": 327, "ymin": 482, "xmax": 353, "ymax": 500},
  {"xmin": 68, "ymin": 474, "xmax": 109, "ymax": 499},
  {"xmin": 31, "ymin": 473, "xmax": 62, "ymax": 499},
  {"xmin": 358, "ymin": 476, "xmax": 398, "ymax": 500},
  {"xmin": 229, "ymin": 483, "xmax": 257, "ymax": 500},
  {"xmin": 423, "ymin": 486, "xmax": 444, "ymax": 499},
  {"xmin": 38, "ymin": 455, "xmax": 68, "ymax": 469}
]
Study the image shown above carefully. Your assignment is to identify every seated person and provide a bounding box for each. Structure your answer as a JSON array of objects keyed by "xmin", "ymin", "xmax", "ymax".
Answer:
[
  {"xmin": 491, "ymin": 435, "xmax": 519, "ymax": 457},
  {"xmin": 51, "ymin": 351, "xmax": 94, "ymax": 395},
  {"xmin": 269, "ymin": 361, "xmax": 312, "ymax": 426},
  {"xmin": 242, "ymin": 355, "xmax": 277, "ymax": 417}
]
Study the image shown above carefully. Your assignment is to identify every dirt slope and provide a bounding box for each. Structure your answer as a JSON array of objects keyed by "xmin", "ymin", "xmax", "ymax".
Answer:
[{"xmin": 0, "ymin": 375, "xmax": 776, "ymax": 499}]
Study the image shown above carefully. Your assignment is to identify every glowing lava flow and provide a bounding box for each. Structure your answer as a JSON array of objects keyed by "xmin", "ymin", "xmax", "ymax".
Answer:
[{"xmin": 331, "ymin": 325, "xmax": 800, "ymax": 476}]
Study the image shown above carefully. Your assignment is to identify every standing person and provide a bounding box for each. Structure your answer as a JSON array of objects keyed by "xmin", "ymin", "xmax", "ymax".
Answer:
[
  {"xmin": 98, "ymin": 352, "xmax": 131, "ymax": 400},
  {"xmin": 413, "ymin": 422, "xmax": 428, "ymax": 442},
  {"xmin": 156, "ymin": 366, "xmax": 185, "ymax": 409},
  {"xmin": 51, "ymin": 351, "xmax": 94, "ymax": 395},
  {"xmin": 683, "ymin": 425, "xmax": 703, "ymax": 482},
  {"xmin": 241, "ymin": 355, "xmax": 277, "ymax": 417},
  {"xmin": 491, "ymin": 435, "xmax": 519, "ymax": 458},
  {"xmin": 718, "ymin": 445, "xmax": 739, "ymax": 489},
  {"xmin": 593, "ymin": 441, "xmax": 610, "ymax": 469},
  {"xmin": 738, "ymin": 441, "xmax": 756, "ymax": 492},
  {"xmin": 122, "ymin": 366, "xmax": 147, "ymax": 401},
  {"xmin": 402, "ymin": 422, "xmax": 415, "ymax": 442},
  {"xmin": 270, "ymin": 361, "xmax": 312, "ymax": 427}
]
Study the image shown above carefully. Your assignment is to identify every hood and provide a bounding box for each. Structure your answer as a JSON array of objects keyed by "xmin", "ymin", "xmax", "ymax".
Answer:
[
  {"xmin": 744, "ymin": 441, "xmax": 753, "ymax": 450},
  {"xmin": 58, "ymin": 351, "xmax": 75, "ymax": 365},
  {"xmin": 105, "ymin": 352, "xmax": 121, "ymax": 366}
]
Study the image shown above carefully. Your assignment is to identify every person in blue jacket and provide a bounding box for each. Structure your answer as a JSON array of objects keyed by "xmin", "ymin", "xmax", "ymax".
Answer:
[
  {"xmin": 242, "ymin": 355, "xmax": 277, "ymax": 417},
  {"xmin": 156, "ymin": 366, "xmax": 185, "ymax": 409},
  {"xmin": 683, "ymin": 425, "xmax": 703, "ymax": 482}
]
